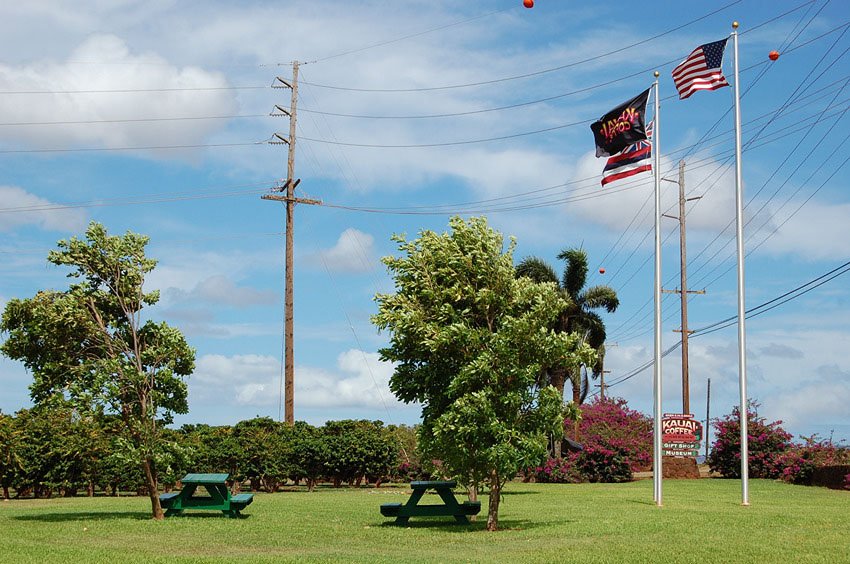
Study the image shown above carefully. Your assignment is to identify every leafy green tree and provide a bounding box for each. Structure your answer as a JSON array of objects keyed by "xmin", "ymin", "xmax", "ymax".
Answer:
[
  {"xmin": 234, "ymin": 417, "xmax": 291, "ymax": 492},
  {"xmin": 11, "ymin": 403, "xmax": 79, "ymax": 498},
  {"xmin": 516, "ymin": 248, "xmax": 618, "ymax": 406},
  {"xmin": 289, "ymin": 422, "xmax": 328, "ymax": 492},
  {"xmin": 0, "ymin": 222, "xmax": 195, "ymax": 519},
  {"xmin": 373, "ymin": 217, "xmax": 596, "ymax": 531},
  {"xmin": 322, "ymin": 420, "xmax": 397, "ymax": 487},
  {"xmin": 178, "ymin": 423, "xmax": 246, "ymax": 492},
  {"xmin": 0, "ymin": 412, "xmax": 24, "ymax": 500}
]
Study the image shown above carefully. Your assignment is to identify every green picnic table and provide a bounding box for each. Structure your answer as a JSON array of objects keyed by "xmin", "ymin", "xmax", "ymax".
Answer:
[
  {"xmin": 380, "ymin": 480, "xmax": 481, "ymax": 525},
  {"xmin": 159, "ymin": 473, "xmax": 254, "ymax": 518}
]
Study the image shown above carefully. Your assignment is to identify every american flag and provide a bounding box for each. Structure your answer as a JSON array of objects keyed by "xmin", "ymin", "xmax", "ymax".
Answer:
[
  {"xmin": 671, "ymin": 39, "xmax": 730, "ymax": 99},
  {"xmin": 601, "ymin": 122, "xmax": 653, "ymax": 187}
]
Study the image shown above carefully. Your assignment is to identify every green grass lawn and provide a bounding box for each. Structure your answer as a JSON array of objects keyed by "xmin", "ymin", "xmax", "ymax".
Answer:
[{"xmin": 1, "ymin": 479, "xmax": 847, "ymax": 563}]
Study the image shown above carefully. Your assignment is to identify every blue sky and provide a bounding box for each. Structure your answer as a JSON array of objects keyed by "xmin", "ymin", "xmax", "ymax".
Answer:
[{"xmin": 1, "ymin": 0, "xmax": 849, "ymax": 444}]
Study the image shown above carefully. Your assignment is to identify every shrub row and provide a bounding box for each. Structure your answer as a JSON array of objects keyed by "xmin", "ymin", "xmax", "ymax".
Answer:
[{"xmin": 0, "ymin": 406, "xmax": 421, "ymax": 498}]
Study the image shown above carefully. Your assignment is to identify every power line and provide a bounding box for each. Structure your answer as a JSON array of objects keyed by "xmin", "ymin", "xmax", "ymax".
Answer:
[
  {"xmin": 300, "ymin": 1, "xmax": 749, "ymax": 92},
  {"xmin": 606, "ymin": 258, "xmax": 850, "ymax": 388},
  {"xmin": 0, "ymin": 96, "xmax": 825, "ymax": 216},
  {"xmin": 308, "ymin": 102, "xmax": 849, "ymax": 216},
  {"xmin": 0, "ymin": 114, "xmax": 269, "ymax": 127},
  {"xmin": 0, "ymin": 85, "xmax": 267, "ymax": 95},
  {"xmin": 0, "ymin": 141, "xmax": 261, "ymax": 155},
  {"xmin": 0, "ymin": 181, "xmax": 275, "ymax": 213},
  {"xmin": 297, "ymin": 21, "xmax": 849, "ymax": 121},
  {"xmin": 607, "ymin": 16, "xmax": 850, "ymax": 341},
  {"xmin": 311, "ymin": 6, "xmax": 513, "ymax": 63}
]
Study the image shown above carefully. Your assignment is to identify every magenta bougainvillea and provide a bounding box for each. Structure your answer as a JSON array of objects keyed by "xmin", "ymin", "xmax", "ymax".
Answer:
[
  {"xmin": 777, "ymin": 435, "xmax": 850, "ymax": 485},
  {"xmin": 529, "ymin": 397, "xmax": 652, "ymax": 483},
  {"xmin": 708, "ymin": 401, "xmax": 792, "ymax": 479},
  {"xmin": 576, "ymin": 397, "xmax": 653, "ymax": 472}
]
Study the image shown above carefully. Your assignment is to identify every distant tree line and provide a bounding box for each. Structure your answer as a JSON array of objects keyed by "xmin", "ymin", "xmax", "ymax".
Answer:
[{"xmin": 0, "ymin": 405, "xmax": 421, "ymax": 500}]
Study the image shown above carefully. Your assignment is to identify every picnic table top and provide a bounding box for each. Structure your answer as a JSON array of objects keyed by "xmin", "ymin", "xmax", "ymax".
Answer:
[
  {"xmin": 410, "ymin": 480, "xmax": 457, "ymax": 489},
  {"xmin": 181, "ymin": 473, "xmax": 229, "ymax": 484}
]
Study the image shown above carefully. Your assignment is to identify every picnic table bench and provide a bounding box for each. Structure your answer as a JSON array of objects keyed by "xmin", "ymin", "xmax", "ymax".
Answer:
[
  {"xmin": 159, "ymin": 473, "xmax": 253, "ymax": 518},
  {"xmin": 380, "ymin": 480, "xmax": 481, "ymax": 525}
]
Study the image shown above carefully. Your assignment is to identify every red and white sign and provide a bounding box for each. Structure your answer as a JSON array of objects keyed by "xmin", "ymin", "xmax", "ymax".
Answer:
[{"xmin": 661, "ymin": 414, "xmax": 702, "ymax": 457}]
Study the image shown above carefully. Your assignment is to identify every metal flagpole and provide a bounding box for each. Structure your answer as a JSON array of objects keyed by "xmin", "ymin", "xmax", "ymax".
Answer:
[
  {"xmin": 731, "ymin": 21, "xmax": 750, "ymax": 506},
  {"xmin": 652, "ymin": 71, "xmax": 664, "ymax": 506}
]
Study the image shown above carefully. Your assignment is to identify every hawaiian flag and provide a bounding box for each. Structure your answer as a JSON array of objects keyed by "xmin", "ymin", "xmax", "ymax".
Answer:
[
  {"xmin": 672, "ymin": 39, "xmax": 730, "ymax": 99},
  {"xmin": 601, "ymin": 122, "xmax": 653, "ymax": 187}
]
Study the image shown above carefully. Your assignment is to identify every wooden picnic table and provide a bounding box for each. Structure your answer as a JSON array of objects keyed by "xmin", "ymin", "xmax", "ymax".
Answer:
[
  {"xmin": 159, "ymin": 473, "xmax": 254, "ymax": 518},
  {"xmin": 380, "ymin": 480, "xmax": 481, "ymax": 525}
]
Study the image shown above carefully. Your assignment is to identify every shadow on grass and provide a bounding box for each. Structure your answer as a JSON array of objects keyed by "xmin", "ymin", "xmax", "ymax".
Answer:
[
  {"xmin": 376, "ymin": 517, "xmax": 559, "ymax": 532},
  {"xmin": 14, "ymin": 511, "xmax": 151, "ymax": 522},
  {"xmin": 624, "ymin": 497, "xmax": 660, "ymax": 507},
  {"xmin": 499, "ymin": 490, "xmax": 540, "ymax": 496},
  {"xmin": 14, "ymin": 510, "xmax": 253, "ymax": 522}
]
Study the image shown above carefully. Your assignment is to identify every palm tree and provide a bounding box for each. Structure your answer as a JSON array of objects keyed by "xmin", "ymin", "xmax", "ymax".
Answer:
[{"xmin": 516, "ymin": 248, "xmax": 619, "ymax": 406}]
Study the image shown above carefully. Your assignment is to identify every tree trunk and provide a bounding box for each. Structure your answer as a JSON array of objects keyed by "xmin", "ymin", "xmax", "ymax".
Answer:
[
  {"xmin": 486, "ymin": 472, "xmax": 501, "ymax": 532},
  {"xmin": 551, "ymin": 368, "xmax": 568, "ymax": 460},
  {"xmin": 88, "ymin": 481, "xmax": 95, "ymax": 497},
  {"xmin": 2, "ymin": 485, "xmax": 9, "ymax": 500},
  {"xmin": 467, "ymin": 484, "xmax": 478, "ymax": 522},
  {"xmin": 142, "ymin": 457, "xmax": 164, "ymax": 520}
]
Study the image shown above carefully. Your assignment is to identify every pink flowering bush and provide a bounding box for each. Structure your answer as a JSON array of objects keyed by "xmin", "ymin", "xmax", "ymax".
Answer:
[
  {"xmin": 708, "ymin": 401, "xmax": 792, "ymax": 479},
  {"xmin": 528, "ymin": 397, "xmax": 651, "ymax": 483},
  {"xmin": 844, "ymin": 473, "xmax": 850, "ymax": 490},
  {"xmin": 530, "ymin": 454, "xmax": 582, "ymax": 483},
  {"xmin": 575, "ymin": 444, "xmax": 632, "ymax": 483},
  {"xmin": 575, "ymin": 397, "xmax": 653, "ymax": 472},
  {"xmin": 778, "ymin": 435, "xmax": 850, "ymax": 485}
]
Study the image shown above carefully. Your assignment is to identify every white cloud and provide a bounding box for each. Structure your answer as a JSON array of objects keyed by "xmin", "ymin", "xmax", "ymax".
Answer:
[
  {"xmin": 755, "ymin": 200, "xmax": 850, "ymax": 261},
  {"xmin": 310, "ymin": 228, "xmax": 376, "ymax": 273},
  {"xmin": 190, "ymin": 349, "xmax": 404, "ymax": 411},
  {"xmin": 0, "ymin": 34, "xmax": 237, "ymax": 153},
  {"xmin": 166, "ymin": 274, "xmax": 277, "ymax": 308},
  {"xmin": 762, "ymin": 365, "xmax": 850, "ymax": 432},
  {"xmin": 147, "ymin": 248, "xmax": 275, "ymax": 301},
  {"xmin": 0, "ymin": 185, "xmax": 86, "ymax": 232}
]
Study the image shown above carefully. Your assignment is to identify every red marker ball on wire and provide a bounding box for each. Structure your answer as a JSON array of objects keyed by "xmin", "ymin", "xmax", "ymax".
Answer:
[
  {"xmin": 599, "ymin": 268, "xmax": 606, "ymax": 275},
  {"xmin": 523, "ymin": 0, "xmax": 534, "ymax": 8},
  {"xmin": 769, "ymin": 50, "xmax": 779, "ymax": 61}
]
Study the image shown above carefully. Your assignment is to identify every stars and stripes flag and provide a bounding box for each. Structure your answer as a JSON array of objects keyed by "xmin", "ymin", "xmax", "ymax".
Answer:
[
  {"xmin": 601, "ymin": 122, "xmax": 653, "ymax": 186},
  {"xmin": 671, "ymin": 39, "xmax": 730, "ymax": 99}
]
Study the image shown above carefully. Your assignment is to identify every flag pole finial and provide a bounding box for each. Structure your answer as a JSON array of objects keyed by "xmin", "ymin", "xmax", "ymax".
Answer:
[
  {"xmin": 732, "ymin": 21, "xmax": 739, "ymax": 29},
  {"xmin": 653, "ymin": 70, "xmax": 660, "ymax": 78}
]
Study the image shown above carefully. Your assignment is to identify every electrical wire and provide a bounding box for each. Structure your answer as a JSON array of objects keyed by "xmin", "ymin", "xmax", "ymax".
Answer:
[
  {"xmin": 0, "ymin": 114, "xmax": 269, "ymax": 127},
  {"xmin": 0, "ymin": 181, "xmax": 276, "ymax": 213},
  {"xmin": 300, "ymin": 1, "xmax": 751, "ymax": 92},
  {"xmin": 311, "ymin": 6, "xmax": 513, "ymax": 63},
  {"xmin": 605, "ymin": 258, "xmax": 850, "ymax": 388}
]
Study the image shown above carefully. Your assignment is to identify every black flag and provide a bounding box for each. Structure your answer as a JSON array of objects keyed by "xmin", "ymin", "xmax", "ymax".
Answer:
[{"xmin": 590, "ymin": 88, "xmax": 650, "ymax": 158}]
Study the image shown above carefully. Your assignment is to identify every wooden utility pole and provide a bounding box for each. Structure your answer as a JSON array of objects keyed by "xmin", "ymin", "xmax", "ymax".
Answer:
[
  {"xmin": 598, "ymin": 370, "xmax": 611, "ymax": 399},
  {"xmin": 705, "ymin": 377, "xmax": 711, "ymax": 459},
  {"xmin": 662, "ymin": 160, "xmax": 704, "ymax": 415},
  {"xmin": 262, "ymin": 61, "xmax": 321, "ymax": 425}
]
